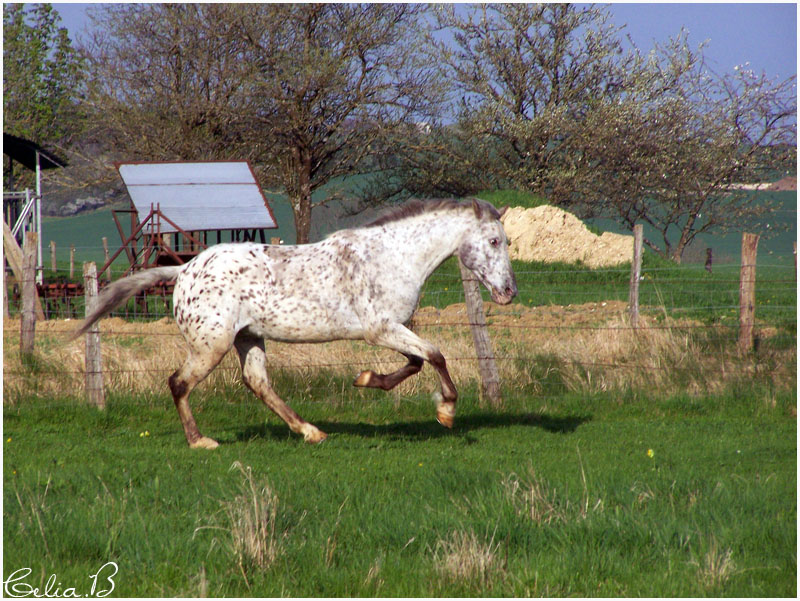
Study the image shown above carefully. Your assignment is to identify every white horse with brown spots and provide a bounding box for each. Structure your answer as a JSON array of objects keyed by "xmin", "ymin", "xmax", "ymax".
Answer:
[{"xmin": 74, "ymin": 198, "xmax": 517, "ymax": 449}]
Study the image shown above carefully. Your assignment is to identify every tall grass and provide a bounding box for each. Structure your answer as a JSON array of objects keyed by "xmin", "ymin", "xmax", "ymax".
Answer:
[
  {"xmin": 217, "ymin": 462, "xmax": 287, "ymax": 584},
  {"xmin": 4, "ymin": 297, "xmax": 794, "ymax": 404}
]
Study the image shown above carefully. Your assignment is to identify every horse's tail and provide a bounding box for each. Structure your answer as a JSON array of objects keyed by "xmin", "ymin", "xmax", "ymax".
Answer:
[{"xmin": 70, "ymin": 265, "xmax": 184, "ymax": 340}]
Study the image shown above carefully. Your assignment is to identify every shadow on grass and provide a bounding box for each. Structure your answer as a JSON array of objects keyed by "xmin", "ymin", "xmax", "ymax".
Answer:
[{"xmin": 234, "ymin": 411, "xmax": 591, "ymax": 443}]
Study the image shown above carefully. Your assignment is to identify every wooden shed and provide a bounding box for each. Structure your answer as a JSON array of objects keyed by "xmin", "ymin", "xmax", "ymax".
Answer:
[{"xmin": 102, "ymin": 161, "xmax": 279, "ymax": 277}]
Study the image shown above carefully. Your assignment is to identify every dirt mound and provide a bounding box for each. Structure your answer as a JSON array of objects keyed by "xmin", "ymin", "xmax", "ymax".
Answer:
[
  {"xmin": 500, "ymin": 205, "xmax": 633, "ymax": 267},
  {"xmin": 768, "ymin": 176, "xmax": 797, "ymax": 191}
]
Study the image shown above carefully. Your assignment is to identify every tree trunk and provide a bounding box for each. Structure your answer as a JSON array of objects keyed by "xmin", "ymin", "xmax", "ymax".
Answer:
[
  {"xmin": 289, "ymin": 146, "xmax": 314, "ymax": 245},
  {"xmin": 291, "ymin": 193, "xmax": 313, "ymax": 245}
]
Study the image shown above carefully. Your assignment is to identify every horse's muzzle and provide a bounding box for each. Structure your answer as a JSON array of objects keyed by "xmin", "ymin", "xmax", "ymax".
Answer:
[{"xmin": 490, "ymin": 283, "xmax": 517, "ymax": 305}]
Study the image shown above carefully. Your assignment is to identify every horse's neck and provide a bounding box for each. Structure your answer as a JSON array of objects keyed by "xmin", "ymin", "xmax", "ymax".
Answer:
[{"xmin": 382, "ymin": 212, "xmax": 470, "ymax": 281}]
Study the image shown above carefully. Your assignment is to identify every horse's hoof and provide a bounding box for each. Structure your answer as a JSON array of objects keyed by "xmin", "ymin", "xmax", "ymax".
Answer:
[
  {"xmin": 304, "ymin": 429, "xmax": 328, "ymax": 444},
  {"xmin": 353, "ymin": 371, "xmax": 374, "ymax": 387},
  {"xmin": 190, "ymin": 436, "xmax": 220, "ymax": 450},
  {"xmin": 436, "ymin": 404, "xmax": 455, "ymax": 429}
]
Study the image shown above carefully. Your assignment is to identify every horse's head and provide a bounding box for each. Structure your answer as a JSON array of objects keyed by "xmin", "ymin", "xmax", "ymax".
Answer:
[{"xmin": 458, "ymin": 199, "xmax": 518, "ymax": 305}]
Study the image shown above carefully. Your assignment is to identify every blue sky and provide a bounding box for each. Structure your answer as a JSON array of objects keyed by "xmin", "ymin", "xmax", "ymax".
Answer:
[
  {"xmin": 608, "ymin": 3, "xmax": 796, "ymax": 81},
  {"xmin": 53, "ymin": 2, "xmax": 797, "ymax": 82}
]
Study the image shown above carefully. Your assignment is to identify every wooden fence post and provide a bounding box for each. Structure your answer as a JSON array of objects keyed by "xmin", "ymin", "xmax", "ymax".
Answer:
[
  {"xmin": 69, "ymin": 244, "xmax": 75, "ymax": 279},
  {"xmin": 738, "ymin": 232, "xmax": 759, "ymax": 353},
  {"xmin": 3, "ymin": 221, "xmax": 45, "ymax": 320},
  {"xmin": 50, "ymin": 240, "xmax": 57, "ymax": 273},
  {"xmin": 83, "ymin": 261, "xmax": 106, "ymax": 409},
  {"xmin": 3, "ymin": 267, "xmax": 9, "ymax": 318},
  {"xmin": 628, "ymin": 224, "xmax": 643, "ymax": 328},
  {"xmin": 458, "ymin": 258, "xmax": 502, "ymax": 406},
  {"xmin": 20, "ymin": 233, "xmax": 38, "ymax": 358}
]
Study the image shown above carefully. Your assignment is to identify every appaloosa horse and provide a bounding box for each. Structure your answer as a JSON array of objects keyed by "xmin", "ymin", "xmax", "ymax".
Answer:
[{"xmin": 74, "ymin": 198, "xmax": 517, "ymax": 448}]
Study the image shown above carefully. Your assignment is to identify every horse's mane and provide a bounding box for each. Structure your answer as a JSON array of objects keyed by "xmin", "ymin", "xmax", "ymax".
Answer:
[{"xmin": 364, "ymin": 198, "xmax": 499, "ymax": 228}]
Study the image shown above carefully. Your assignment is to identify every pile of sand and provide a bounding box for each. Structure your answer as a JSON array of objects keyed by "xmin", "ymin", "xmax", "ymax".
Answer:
[
  {"xmin": 768, "ymin": 176, "xmax": 797, "ymax": 191},
  {"xmin": 500, "ymin": 205, "xmax": 634, "ymax": 268}
]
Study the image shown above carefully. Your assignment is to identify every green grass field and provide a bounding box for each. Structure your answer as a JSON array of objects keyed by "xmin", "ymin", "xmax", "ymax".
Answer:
[{"xmin": 3, "ymin": 377, "xmax": 795, "ymax": 597}]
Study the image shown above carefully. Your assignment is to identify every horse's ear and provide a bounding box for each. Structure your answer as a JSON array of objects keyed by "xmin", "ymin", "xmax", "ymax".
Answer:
[
  {"xmin": 498, "ymin": 205, "xmax": 509, "ymax": 219},
  {"xmin": 471, "ymin": 198, "xmax": 483, "ymax": 220}
]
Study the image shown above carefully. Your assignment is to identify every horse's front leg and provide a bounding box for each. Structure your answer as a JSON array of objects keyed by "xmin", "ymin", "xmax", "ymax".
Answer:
[
  {"xmin": 361, "ymin": 323, "xmax": 458, "ymax": 428},
  {"xmin": 426, "ymin": 350, "xmax": 458, "ymax": 428},
  {"xmin": 353, "ymin": 353, "xmax": 423, "ymax": 390}
]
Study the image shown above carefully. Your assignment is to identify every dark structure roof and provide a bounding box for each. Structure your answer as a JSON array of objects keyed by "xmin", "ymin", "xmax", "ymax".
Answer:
[{"xmin": 3, "ymin": 132, "xmax": 67, "ymax": 171}]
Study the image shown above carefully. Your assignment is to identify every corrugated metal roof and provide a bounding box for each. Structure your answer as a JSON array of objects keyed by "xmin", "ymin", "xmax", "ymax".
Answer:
[{"xmin": 116, "ymin": 161, "xmax": 278, "ymax": 233}]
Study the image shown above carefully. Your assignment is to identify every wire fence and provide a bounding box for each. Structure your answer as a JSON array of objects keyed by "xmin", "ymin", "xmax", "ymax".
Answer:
[
  {"xmin": 3, "ymin": 255, "xmax": 796, "ymax": 409},
  {"xmin": 5, "ymin": 261, "xmax": 797, "ymax": 320}
]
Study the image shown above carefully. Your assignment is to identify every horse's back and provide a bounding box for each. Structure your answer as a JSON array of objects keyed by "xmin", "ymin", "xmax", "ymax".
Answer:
[{"xmin": 173, "ymin": 241, "xmax": 370, "ymax": 344}]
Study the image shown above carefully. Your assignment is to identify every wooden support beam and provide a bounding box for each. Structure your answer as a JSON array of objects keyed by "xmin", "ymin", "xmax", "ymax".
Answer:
[
  {"xmin": 629, "ymin": 224, "xmax": 644, "ymax": 328},
  {"xmin": 101, "ymin": 207, "xmax": 157, "ymax": 277},
  {"xmin": 20, "ymin": 233, "xmax": 38, "ymax": 357},
  {"xmin": 3, "ymin": 220, "xmax": 45, "ymax": 320},
  {"xmin": 83, "ymin": 261, "xmax": 106, "ymax": 409}
]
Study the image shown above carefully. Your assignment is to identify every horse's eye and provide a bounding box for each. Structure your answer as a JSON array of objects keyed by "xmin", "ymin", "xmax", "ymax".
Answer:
[{"xmin": 490, "ymin": 238, "xmax": 500, "ymax": 247}]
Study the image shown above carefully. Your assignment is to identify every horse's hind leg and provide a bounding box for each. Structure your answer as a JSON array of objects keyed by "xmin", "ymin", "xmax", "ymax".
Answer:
[
  {"xmin": 234, "ymin": 334, "xmax": 327, "ymax": 444},
  {"xmin": 353, "ymin": 353, "xmax": 424, "ymax": 390},
  {"xmin": 169, "ymin": 346, "xmax": 229, "ymax": 450}
]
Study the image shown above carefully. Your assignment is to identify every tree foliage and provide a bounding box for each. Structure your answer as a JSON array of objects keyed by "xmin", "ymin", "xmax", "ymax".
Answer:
[
  {"xmin": 3, "ymin": 3, "xmax": 84, "ymax": 186},
  {"xmin": 83, "ymin": 3, "xmax": 439, "ymax": 243},
  {"xmin": 571, "ymin": 33, "xmax": 797, "ymax": 260},
  {"xmin": 379, "ymin": 4, "xmax": 631, "ymax": 200},
  {"xmin": 36, "ymin": 2, "xmax": 797, "ymax": 258},
  {"xmin": 384, "ymin": 4, "xmax": 796, "ymax": 261}
]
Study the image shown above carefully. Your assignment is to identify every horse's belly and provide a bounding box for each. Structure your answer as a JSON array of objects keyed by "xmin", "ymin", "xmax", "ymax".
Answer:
[{"xmin": 245, "ymin": 298, "xmax": 364, "ymax": 343}]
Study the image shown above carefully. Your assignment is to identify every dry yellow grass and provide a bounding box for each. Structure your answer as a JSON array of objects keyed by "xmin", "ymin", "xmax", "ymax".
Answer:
[
  {"xmin": 222, "ymin": 462, "xmax": 285, "ymax": 573},
  {"xmin": 433, "ymin": 528, "xmax": 505, "ymax": 588},
  {"xmin": 3, "ymin": 301, "xmax": 794, "ymax": 403}
]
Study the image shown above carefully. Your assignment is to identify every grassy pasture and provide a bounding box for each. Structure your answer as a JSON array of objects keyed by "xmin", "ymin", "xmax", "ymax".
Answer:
[{"xmin": 3, "ymin": 378, "xmax": 795, "ymax": 597}]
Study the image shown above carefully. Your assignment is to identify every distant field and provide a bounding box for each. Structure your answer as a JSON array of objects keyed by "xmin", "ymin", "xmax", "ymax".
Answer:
[{"xmin": 585, "ymin": 190, "xmax": 797, "ymax": 265}]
